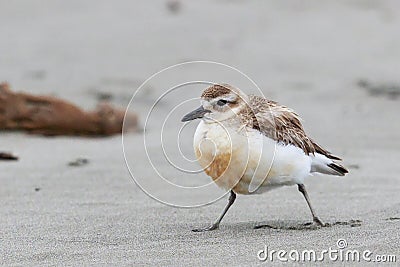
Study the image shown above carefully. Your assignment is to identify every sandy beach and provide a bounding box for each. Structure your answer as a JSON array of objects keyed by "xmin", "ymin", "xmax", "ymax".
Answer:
[{"xmin": 1, "ymin": 0, "xmax": 400, "ymax": 265}]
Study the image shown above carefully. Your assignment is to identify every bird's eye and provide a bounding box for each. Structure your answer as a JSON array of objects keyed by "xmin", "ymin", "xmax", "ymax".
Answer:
[{"xmin": 217, "ymin": 99, "xmax": 228, "ymax": 106}]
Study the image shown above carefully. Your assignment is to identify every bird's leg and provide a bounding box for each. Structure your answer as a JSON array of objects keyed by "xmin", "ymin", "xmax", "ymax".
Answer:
[
  {"xmin": 297, "ymin": 184, "xmax": 325, "ymax": 226},
  {"xmin": 192, "ymin": 190, "xmax": 236, "ymax": 232}
]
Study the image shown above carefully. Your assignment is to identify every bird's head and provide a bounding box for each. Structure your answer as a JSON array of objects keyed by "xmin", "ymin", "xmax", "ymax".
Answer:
[{"xmin": 181, "ymin": 84, "xmax": 248, "ymax": 123}]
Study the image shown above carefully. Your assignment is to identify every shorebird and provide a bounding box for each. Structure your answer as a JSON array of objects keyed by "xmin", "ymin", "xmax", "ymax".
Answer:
[{"xmin": 181, "ymin": 84, "xmax": 348, "ymax": 232}]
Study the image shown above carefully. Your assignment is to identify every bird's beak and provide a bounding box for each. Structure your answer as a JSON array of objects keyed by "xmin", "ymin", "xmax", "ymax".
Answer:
[{"xmin": 181, "ymin": 106, "xmax": 211, "ymax": 122}]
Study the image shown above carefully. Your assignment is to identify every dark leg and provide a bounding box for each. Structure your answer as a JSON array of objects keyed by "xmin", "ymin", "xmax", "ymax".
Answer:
[
  {"xmin": 297, "ymin": 184, "xmax": 325, "ymax": 226},
  {"xmin": 192, "ymin": 190, "xmax": 236, "ymax": 232}
]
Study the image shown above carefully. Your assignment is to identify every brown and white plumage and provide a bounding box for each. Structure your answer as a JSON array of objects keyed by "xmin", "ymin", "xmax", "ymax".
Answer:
[
  {"xmin": 182, "ymin": 83, "xmax": 348, "ymax": 231},
  {"xmin": 238, "ymin": 94, "xmax": 347, "ymax": 176}
]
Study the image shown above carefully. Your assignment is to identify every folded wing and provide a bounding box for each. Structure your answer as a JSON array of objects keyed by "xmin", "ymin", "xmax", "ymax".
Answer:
[{"xmin": 242, "ymin": 95, "xmax": 348, "ymax": 176}]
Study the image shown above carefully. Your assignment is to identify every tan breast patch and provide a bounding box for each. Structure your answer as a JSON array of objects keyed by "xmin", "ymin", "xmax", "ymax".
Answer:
[{"xmin": 204, "ymin": 152, "xmax": 232, "ymax": 180}]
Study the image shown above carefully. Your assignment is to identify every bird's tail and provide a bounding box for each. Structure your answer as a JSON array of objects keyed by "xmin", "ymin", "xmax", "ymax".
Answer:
[
  {"xmin": 310, "ymin": 153, "xmax": 348, "ymax": 176},
  {"xmin": 327, "ymin": 162, "xmax": 348, "ymax": 176}
]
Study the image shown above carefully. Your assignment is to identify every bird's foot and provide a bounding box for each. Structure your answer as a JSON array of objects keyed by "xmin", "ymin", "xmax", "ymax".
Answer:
[
  {"xmin": 313, "ymin": 217, "xmax": 326, "ymax": 227},
  {"xmin": 303, "ymin": 218, "xmax": 326, "ymax": 227},
  {"xmin": 192, "ymin": 223, "xmax": 219, "ymax": 232}
]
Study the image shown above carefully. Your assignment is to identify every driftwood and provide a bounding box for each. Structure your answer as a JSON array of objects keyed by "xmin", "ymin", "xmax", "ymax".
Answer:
[{"xmin": 0, "ymin": 82, "xmax": 137, "ymax": 136}]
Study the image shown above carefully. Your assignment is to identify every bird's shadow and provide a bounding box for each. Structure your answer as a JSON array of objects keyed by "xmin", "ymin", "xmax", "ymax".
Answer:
[{"xmin": 254, "ymin": 219, "xmax": 362, "ymax": 230}]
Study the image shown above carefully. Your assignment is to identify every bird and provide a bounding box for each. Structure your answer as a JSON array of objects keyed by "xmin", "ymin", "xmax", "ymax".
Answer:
[{"xmin": 181, "ymin": 83, "xmax": 348, "ymax": 232}]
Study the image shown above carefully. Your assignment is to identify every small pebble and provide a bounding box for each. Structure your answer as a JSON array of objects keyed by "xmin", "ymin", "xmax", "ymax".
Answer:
[{"xmin": 68, "ymin": 158, "xmax": 89, "ymax": 167}]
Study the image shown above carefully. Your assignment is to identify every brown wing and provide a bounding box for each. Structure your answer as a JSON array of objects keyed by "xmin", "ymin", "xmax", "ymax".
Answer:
[{"xmin": 243, "ymin": 95, "xmax": 341, "ymax": 160}]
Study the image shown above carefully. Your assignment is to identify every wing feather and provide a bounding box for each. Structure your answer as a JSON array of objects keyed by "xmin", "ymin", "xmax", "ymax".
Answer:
[{"xmin": 240, "ymin": 95, "xmax": 341, "ymax": 160}]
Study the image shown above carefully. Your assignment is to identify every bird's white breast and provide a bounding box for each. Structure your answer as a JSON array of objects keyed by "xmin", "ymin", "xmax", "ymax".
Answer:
[{"xmin": 193, "ymin": 120, "xmax": 312, "ymax": 194}]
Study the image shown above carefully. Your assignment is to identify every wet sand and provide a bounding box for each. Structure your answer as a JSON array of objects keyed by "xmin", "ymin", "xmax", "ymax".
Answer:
[{"xmin": 1, "ymin": 0, "xmax": 399, "ymax": 265}]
